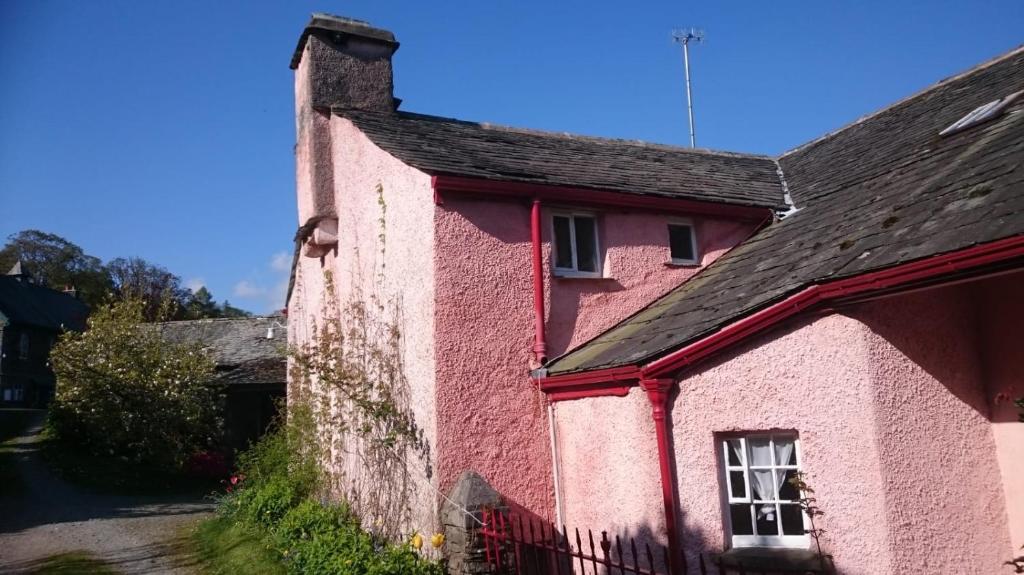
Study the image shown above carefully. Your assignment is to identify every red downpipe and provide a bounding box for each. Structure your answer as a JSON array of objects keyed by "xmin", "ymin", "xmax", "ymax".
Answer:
[
  {"xmin": 640, "ymin": 378, "xmax": 680, "ymax": 573},
  {"xmin": 531, "ymin": 198, "xmax": 548, "ymax": 363}
]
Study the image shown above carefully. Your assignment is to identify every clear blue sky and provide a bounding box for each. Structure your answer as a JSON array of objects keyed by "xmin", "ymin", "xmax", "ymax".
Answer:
[{"xmin": 1, "ymin": 1, "xmax": 1021, "ymax": 313}]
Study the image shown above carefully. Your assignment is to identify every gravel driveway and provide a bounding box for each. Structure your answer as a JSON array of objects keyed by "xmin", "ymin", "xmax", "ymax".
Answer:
[{"xmin": 0, "ymin": 411, "xmax": 215, "ymax": 574}]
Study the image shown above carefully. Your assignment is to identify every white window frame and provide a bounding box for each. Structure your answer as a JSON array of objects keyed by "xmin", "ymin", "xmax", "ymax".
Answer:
[
  {"xmin": 551, "ymin": 211, "xmax": 602, "ymax": 278},
  {"xmin": 721, "ymin": 433, "xmax": 809, "ymax": 549},
  {"xmin": 667, "ymin": 219, "xmax": 699, "ymax": 265}
]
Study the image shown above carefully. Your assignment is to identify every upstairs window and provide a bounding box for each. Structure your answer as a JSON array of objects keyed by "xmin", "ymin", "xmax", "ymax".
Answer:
[
  {"xmin": 668, "ymin": 221, "xmax": 699, "ymax": 265},
  {"xmin": 552, "ymin": 213, "xmax": 601, "ymax": 277},
  {"xmin": 721, "ymin": 433, "xmax": 808, "ymax": 548},
  {"xmin": 18, "ymin": 333, "xmax": 29, "ymax": 360}
]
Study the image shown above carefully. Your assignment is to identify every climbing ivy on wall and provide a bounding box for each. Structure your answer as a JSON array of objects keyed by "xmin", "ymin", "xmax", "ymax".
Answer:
[{"xmin": 288, "ymin": 182, "xmax": 431, "ymax": 542}]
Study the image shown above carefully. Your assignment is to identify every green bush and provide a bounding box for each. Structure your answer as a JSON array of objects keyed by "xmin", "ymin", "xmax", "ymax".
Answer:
[
  {"xmin": 210, "ymin": 410, "xmax": 444, "ymax": 575},
  {"xmin": 48, "ymin": 298, "xmax": 220, "ymax": 472}
]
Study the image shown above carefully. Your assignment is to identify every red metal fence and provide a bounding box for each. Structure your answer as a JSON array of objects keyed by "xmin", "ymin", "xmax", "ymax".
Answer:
[{"xmin": 479, "ymin": 509, "xmax": 835, "ymax": 575}]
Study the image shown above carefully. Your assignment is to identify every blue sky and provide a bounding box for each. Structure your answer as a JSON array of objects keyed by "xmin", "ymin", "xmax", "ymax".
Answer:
[{"xmin": 1, "ymin": 1, "xmax": 1021, "ymax": 313}]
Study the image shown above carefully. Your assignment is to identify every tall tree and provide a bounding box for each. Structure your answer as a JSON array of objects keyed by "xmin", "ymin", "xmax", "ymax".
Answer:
[
  {"xmin": 219, "ymin": 300, "xmax": 252, "ymax": 319},
  {"xmin": 106, "ymin": 257, "xmax": 189, "ymax": 321},
  {"xmin": 0, "ymin": 230, "xmax": 112, "ymax": 309},
  {"xmin": 185, "ymin": 286, "xmax": 219, "ymax": 319}
]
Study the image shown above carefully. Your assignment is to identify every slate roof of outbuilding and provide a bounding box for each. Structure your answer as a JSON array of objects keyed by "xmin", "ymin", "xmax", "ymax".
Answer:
[
  {"xmin": 335, "ymin": 108, "xmax": 787, "ymax": 210},
  {"xmin": 0, "ymin": 276, "xmax": 89, "ymax": 332},
  {"xmin": 154, "ymin": 317, "xmax": 287, "ymax": 385},
  {"xmin": 546, "ymin": 46, "xmax": 1024, "ymax": 375}
]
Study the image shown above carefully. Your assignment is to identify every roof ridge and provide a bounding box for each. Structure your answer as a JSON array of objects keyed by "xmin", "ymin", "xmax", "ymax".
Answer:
[
  {"xmin": 334, "ymin": 107, "xmax": 774, "ymax": 160},
  {"xmin": 152, "ymin": 316, "xmax": 282, "ymax": 326},
  {"xmin": 779, "ymin": 44, "xmax": 1024, "ymax": 159}
]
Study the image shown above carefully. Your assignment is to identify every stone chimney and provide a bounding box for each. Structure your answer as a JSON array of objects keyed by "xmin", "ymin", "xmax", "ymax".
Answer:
[
  {"xmin": 290, "ymin": 13, "xmax": 399, "ymax": 112},
  {"xmin": 290, "ymin": 14, "xmax": 399, "ymax": 253}
]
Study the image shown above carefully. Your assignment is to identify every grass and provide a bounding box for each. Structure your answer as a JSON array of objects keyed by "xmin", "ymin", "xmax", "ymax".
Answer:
[
  {"xmin": 188, "ymin": 516, "xmax": 286, "ymax": 575},
  {"xmin": 27, "ymin": 551, "xmax": 116, "ymax": 574}
]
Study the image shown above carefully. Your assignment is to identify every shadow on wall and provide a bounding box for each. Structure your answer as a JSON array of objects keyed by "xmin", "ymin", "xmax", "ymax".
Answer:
[{"xmin": 849, "ymin": 282, "xmax": 994, "ymax": 420}]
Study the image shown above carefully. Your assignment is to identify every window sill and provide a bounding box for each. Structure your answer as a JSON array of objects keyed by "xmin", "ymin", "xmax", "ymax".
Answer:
[
  {"xmin": 552, "ymin": 271, "xmax": 608, "ymax": 280},
  {"xmin": 715, "ymin": 548, "xmax": 829, "ymax": 573},
  {"xmin": 664, "ymin": 260, "xmax": 699, "ymax": 268}
]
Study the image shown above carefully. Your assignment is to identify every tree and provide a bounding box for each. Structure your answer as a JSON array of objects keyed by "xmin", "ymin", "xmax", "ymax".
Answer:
[
  {"xmin": 219, "ymin": 300, "xmax": 252, "ymax": 318},
  {"xmin": 185, "ymin": 286, "xmax": 219, "ymax": 319},
  {"xmin": 48, "ymin": 298, "xmax": 222, "ymax": 471},
  {"xmin": 106, "ymin": 256, "xmax": 190, "ymax": 321},
  {"xmin": 0, "ymin": 230, "xmax": 112, "ymax": 308}
]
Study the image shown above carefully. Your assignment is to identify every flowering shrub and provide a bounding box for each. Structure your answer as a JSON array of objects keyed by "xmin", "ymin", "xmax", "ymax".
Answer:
[{"xmin": 48, "ymin": 298, "xmax": 221, "ymax": 472}]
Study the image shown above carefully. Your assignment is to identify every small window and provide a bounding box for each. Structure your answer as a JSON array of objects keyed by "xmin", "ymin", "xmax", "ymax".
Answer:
[
  {"xmin": 552, "ymin": 213, "xmax": 601, "ymax": 276},
  {"xmin": 721, "ymin": 433, "xmax": 807, "ymax": 548},
  {"xmin": 668, "ymin": 222, "xmax": 698, "ymax": 264},
  {"xmin": 18, "ymin": 333, "xmax": 29, "ymax": 360}
]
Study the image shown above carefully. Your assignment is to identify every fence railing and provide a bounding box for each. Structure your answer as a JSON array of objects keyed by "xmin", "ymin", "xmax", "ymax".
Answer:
[{"xmin": 478, "ymin": 509, "xmax": 835, "ymax": 575}]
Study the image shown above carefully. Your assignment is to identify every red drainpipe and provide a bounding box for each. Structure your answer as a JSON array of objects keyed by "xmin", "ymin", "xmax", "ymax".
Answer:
[
  {"xmin": 640, "ymin": 378, "xmax": 680, "ymax": 572},
  {"xmin": 531, "ymin": 198, "xmax": 548, "ymax": 363}
]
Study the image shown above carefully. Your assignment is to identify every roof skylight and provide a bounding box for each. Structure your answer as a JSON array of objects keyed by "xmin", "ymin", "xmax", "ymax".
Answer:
[{"xmin": 940, "ymin": 90, "xmax": 1022, "ymax": 137}]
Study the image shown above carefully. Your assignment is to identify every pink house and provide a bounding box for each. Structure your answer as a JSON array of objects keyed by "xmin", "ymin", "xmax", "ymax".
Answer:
[{"xmin": 286, "ymin": 14, "xmax": 1024, "ymax": 574}]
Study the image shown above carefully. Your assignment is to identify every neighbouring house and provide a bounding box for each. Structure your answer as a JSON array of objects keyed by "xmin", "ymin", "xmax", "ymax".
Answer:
[
  {"xmin": 286, "ymin": 13, "xmax": 1024, "ymax": 574},
  {"xmin": 0, "ymin": 262, "xmax": 88, "ymax": 407},
  {"xmin": 155, "ymin": 317, "xmax": 287, "ymax": 453}
]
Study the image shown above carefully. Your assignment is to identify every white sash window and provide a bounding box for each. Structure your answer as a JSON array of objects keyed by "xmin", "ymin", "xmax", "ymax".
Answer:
[{"xmin": 721, "ymin": 433, "xmax": 809, "ymax": 548}]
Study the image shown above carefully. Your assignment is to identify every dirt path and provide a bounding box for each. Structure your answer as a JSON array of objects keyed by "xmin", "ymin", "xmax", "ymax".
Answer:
[{"xmin": 0, "ymin": 411, "xmax": 215, "ymax": 574}]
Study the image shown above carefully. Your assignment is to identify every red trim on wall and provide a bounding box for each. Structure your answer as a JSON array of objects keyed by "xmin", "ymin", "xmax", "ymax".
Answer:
[
  {"xmin": 431, "ymin": 175, "xmax": 774, "ymax": 221},
  {"xmin": 531, "ymin": 199, "xmax": 548, "ymax": 363},
  {"xmin": 538, "ymin": 234, "xmax": 1024, "ymax": 396}
]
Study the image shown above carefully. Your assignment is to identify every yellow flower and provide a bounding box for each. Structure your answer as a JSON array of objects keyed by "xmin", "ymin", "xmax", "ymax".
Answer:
[
  {"xmin": 411, "ymin": 533, "xmax": 423, "ymax": 550},
  {"xmin": 431, "ymin": 533, "xmax": 445, "ymax": 548}
]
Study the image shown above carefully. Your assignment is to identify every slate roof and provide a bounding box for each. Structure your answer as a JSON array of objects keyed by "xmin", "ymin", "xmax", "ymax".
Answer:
[
  {"xmin": 546, "ymin": 46, "xmax": 1024, "ymax": 375},
  {"xmin": 154, "ymin": 317, "xmax": 287, "ymax": 385},
  {"xmin": 0, "ymin": 277, "xmax": 89, "ymax": 332},
  {"xmin": 336, "ymin": 108, "xmax": 787, "ymax": 209}
]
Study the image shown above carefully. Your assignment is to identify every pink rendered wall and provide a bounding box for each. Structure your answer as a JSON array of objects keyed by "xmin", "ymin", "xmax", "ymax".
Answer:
[
  {"xmin": 671, "ymin": 314, "xmax": 893, "ymax": 574},
  {"xmin": 433, "ymin": 197, "xmax": 756, "ymax": 517},
  {"xmin": 294, "ymin": 43, "xmax": 336, "ymax": 222},
  {"xmin": 288, "ymin": 116, "xmax": 439, "ymax": 536},
  {"xmin": 547, "ymin": 212, "xmax": 754, "ymax": 353},
  {"xmin": 556, "ymin": 389, "xmax": 666, "ymax": 566},
  {"xmin": 554, "ymin": 278, "xmax": 1018, "ymax": 573},
  {"xmin": 852, "ymin": 287, "xmax": 1011, "ymax": 574},
  {"xmin": 976, "ymin": 272, "xmax": 1024, "ymax": 549}
]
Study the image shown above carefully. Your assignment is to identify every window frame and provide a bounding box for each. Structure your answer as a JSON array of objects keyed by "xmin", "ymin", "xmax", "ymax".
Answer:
[
  {"xmin": 720, "ymin": 433, "xmax": 809, "ymax": 549},
  {"xmin": 667, "ymin": 219, "xmax": 699, "ymax": 265},
  {"xmin": 551, "ymin": 211, "xmax": 602, "ymax": 278}
]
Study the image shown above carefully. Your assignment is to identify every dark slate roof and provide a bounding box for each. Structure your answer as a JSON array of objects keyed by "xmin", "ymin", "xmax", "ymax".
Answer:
[
  {"xmin": 154, "ymin": 317, "xmax": 287, "ymax": 385},
  {"xmin": 547, "ymin": 46, "xmax": 1024, "ymax": 375},
  {"xmin": 336, "ymin": 108, "xmax": 786, "ymax": 209},
  {"xmin": 0, "ymin": 277, "xmax": 89, "ymax": 332}
]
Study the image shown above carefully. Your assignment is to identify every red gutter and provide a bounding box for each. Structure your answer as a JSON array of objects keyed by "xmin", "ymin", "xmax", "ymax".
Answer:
[
  {"xmin": 639, "ymin": 378, "xmax": 681, "ymax": 573},
  {"xmin": 538, "ymin": 366, "xmax": 641, "ymax": 401},
  {"xmin": 432, "ymin": 175, "xmax": 773, "ymax": 222},
  {"xmin": 531, "ymin": 199, "xmax": 548, "ymax": 363},
  {"xmin": 642, "ymin": 233, "xmax": 1024, "ymax": 378}
]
